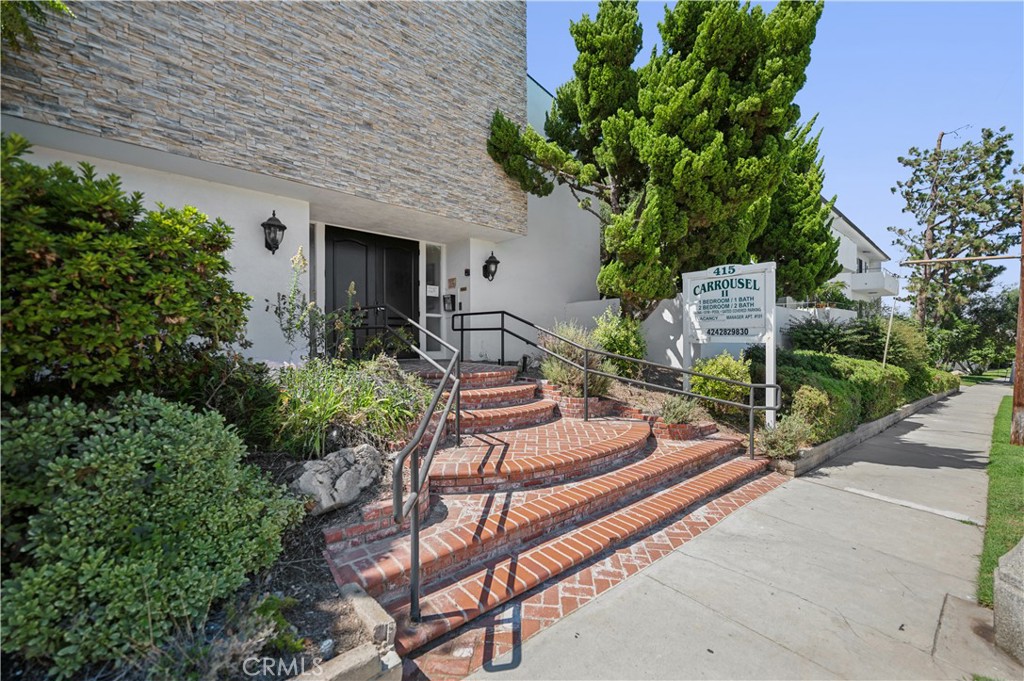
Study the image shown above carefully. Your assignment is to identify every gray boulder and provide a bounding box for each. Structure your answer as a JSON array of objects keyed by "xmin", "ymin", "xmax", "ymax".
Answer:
[{"xmin": 290, "ymin": 443, "xmax": 381, "ymax": 515}]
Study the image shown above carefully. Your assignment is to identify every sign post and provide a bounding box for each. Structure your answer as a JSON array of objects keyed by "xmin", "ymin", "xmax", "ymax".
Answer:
[{"xmin": 681, "ymin": 262, "xmax": 777, "ymax": 427}]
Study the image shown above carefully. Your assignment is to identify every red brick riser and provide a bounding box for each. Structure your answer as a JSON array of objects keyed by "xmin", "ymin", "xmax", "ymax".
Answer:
[
  {"xmin": 321, "ymin": 484, "xmax": 433, "ymax": 548},
  {"xmin": 541, "ymin": 383, "xmax": 718, "ymax": 440},
  {"xmin": 327, "ymin": 437, "xmax": 742, "ymax": 601},
  {"xmin": 389, "ymin": 457, "xmax": 770, "ymax": 655}
]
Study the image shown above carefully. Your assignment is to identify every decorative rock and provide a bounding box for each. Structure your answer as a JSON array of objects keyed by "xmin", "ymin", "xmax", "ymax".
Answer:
[
  {"xmin": 318, "ymin": 638, "xmax": 336, "ymax": 661},
  {"xmin": 290, "ymin": 444, "xmax": 381, "ymax": 515},
  {"xmin": 995, "ymin": 538, "xmax": 1024, "ymax": 664}
]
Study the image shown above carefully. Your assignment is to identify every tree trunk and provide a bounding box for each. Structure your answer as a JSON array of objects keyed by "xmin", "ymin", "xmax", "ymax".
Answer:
[
  {"xmin": 917, "ymin": 131, "xmax": 944, "ymax": 329},
  {"xmin": 620, "ymin": 297, "xmax": 661, "ymax": 323},
  {"xmin": 1011, "ymin": 190, "xmax": 1024, "ymax": 445}
]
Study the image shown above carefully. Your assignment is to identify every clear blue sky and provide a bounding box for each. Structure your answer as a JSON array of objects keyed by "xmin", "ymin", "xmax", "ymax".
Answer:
[{"xmin": 526, "ymin": 1, "xmax": 1024, "ymax": 293}]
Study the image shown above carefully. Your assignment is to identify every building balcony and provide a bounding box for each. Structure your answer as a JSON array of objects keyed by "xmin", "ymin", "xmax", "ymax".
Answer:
[{"xmin": 849, "ymin": 268, "xmax": 900, "ymax": 296}]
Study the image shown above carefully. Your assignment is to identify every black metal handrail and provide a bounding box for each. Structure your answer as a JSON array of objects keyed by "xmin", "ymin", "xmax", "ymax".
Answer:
[
  {"xmin": 452, "ymin": 310, "xmax": 781, "ymax": 456},
  {"xmin": 365, "ymin": 303, "xmax": 459, "ymax": 623}
]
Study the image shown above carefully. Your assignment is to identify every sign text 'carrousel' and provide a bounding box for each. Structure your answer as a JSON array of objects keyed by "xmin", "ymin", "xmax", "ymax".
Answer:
[{"xmin": 684, "ymin": 263, "xmax": 770, "ymax": 344}]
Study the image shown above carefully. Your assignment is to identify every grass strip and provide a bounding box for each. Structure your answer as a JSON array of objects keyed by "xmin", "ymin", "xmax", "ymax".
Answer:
[
  {"xmin": 961, "ymin": 368, "xmax": 1012, "ymax": 387},
  {"xmin": 977, "ymin": 395, "xmax": 1024, "ymax": 606}
]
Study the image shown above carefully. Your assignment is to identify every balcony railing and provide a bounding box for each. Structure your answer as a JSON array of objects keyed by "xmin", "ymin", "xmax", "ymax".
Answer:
[{"xmin": 850, "ymin": 268, "xmax": 900, "ymax": 295}]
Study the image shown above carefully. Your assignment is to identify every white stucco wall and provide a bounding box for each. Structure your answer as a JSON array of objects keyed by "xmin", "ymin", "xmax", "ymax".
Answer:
[
  {"xmin": 447, "ymin": 77, "xmax": 603, "ymax": 363},
  {"xmin": 464, "ymin": 186, "xmax": 602, "ymax": 362},
  {"xmin": 22, "ymin": 146, "xmax": 310, "ymax": 363}
]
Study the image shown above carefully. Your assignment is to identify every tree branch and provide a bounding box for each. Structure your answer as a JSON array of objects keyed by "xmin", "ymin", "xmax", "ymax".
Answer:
[{"xmin": 567, "ymin": 184, "xmax": 605, "ymax": 223}]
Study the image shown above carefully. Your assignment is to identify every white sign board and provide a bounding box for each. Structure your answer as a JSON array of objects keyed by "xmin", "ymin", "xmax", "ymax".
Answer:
[
  {"xmin": 683, "ymin": 264, "xmax": 770, "ymax": 343},
  {"xmin": 681, "ymin": 262, "xmax": 777, "ymax": 427}
]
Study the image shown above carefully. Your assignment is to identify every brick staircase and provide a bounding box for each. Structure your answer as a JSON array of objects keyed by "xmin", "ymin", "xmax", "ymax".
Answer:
[{"xmin": 324, "ymin": 362, "xmax": 771, "ymax": 661}]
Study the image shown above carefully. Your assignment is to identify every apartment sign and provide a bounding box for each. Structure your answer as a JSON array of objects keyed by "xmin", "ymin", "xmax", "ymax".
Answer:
[
  {"xmin": 682, "ymin": 263, "xmax": 774, "ymax": 344},
  {"xmin": 680, "ymin": 261, "xmax": 777, "ymax": 427}
]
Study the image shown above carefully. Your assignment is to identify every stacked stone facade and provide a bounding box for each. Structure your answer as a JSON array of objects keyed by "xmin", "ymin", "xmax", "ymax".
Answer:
[{"xmin": 1, "ymin": 1, "xmax": 528, "ymax": 234}]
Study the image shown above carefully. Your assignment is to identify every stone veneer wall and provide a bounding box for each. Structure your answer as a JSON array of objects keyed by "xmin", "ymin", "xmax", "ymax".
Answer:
[{"xmin": 0, "ymin": 1, "xmax": 527, "ymax": 235}]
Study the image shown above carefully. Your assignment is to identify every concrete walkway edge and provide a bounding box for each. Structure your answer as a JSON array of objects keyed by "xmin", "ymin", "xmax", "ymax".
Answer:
[{"xmin": 773, "ymin": 387, "xmax": 960, "ymax": 478}]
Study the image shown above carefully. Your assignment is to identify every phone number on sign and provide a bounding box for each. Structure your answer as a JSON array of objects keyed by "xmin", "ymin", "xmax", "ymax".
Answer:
[{"xmin": 706, "ymin": 328, "xmax": 750, "ymax": 337}]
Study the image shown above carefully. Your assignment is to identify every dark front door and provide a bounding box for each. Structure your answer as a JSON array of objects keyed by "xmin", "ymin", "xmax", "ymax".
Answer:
[{"xmin": 325, "ymin": 226, "xmax": 418, "ymax": 357}]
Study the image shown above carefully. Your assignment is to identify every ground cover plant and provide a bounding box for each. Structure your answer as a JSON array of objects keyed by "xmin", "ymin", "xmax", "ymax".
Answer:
[
  {"xmin": 0, "ymin": 393, "xmax": 304, "ymax": 677},
  {"xmin": 273, "ymin": 354, "xmax": 431, "ymax": 458},
  {"xmin": 977, "ymin": 396, "xmax": 1024, "ymax": 606},
  {"xmin": 659, "ymin": 396, "xmax": 709, "ymax": 425},
  {"xmin": 757, "ymin": 414, "xmax": 814, "ymax": 460}
]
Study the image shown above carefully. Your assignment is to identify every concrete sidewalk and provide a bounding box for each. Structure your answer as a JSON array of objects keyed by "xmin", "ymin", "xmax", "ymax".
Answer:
[{"xmin": 472, "ymin": 383, "xmax": 1022, "ymax": 680}]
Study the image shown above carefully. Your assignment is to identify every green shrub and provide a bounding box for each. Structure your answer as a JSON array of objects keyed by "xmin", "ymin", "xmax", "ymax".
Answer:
[
  {"xmin": 592, "ymin": 308, "xmax": 647, "ymax": 378},
  {"xmin": 539, "ymin": 321, "xmax": 615, "ymax": 398},
  {"xmin": 789, "ymin": 380, "xmax": 860, "ymax": 443},
  {"xmin": 830, "ymin": 355, "xmax": 908, "ymax": 422},
  {"xmin": 786, "ymin": 317, "xmax": 847, "ymax": 354},
  {"xmin": 691, "ymin": 351, "xmax": 752, "ymax": 415},
  {"xmin": 929, "ymin": 368, "xmax": 961, "ymax": 393},
  {"xmin": 151, "ymin": 349, "xmax": 280, "ymax": 451},
  {"xmin": 1, "ymin": 134, "xmax": 250, "ymax": 399},
  {"xmin": 0, "ymin": 393, "xmax": 304, "ymax": 677},
  {"xmin": 274, "ymin": 355, "xmax": 431, "ymax": 457},
  {"xmin": 660, "ymin": 396, "xmax": 710, "ymax": 425},
  {"xmin": 757, "ymin": 414, "xmax": 813, "ymax": 460}
]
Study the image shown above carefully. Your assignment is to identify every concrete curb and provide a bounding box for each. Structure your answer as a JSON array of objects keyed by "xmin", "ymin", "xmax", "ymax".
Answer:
[
  {"xmin": 293, "ymin": 584, "xmax": 401, "ymax": 681},
  {"xmin": 771, "ymin": 388, "xmax": 960, "ymax": 477}
]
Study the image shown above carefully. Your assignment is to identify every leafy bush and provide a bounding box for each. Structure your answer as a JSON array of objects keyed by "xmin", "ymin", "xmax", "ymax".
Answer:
[
  {"xmin": 829, "ymin": 355, "xmax": 908, "ymax": 421},
  {"xmin": 691, "ymin": 351, "xmax": 752, "ymax": 415},
  {"xmin": 1, "ymin": 134, "xmax": 250, "ymax": 399},
  {"xmin": 539, "ymin": 321, "xmax": 616, "ymax": 398},
  {"xmin": 274, "ymin": 355, "xmax": 431, "ymax": 457},
  {"xmin": 0, "ymin": 393, "xmax": 304, "ymax": 677},
  {"xmin": 592, "ymin": 308, "xmax": 647, "ymax": 378},
  {"xmin": 929, "ymin": 368, "xmax": 961, "ymax": 393},
  {"xmin": 786, "ymin": 317, "xmax": 847, "ymax": 354},
  {"xmin": 844, "ymin": 316, "xmax": 929, "ymax": 370},
  {"xmin": 789, "ymin": 380, "xmax": 860, "ymax": 443},
  {"xmin": 757, "ymin": 414, "xmax": 813, "ymax": 460},
  {"xmin": 660, "ymin": 396, "xmax": 710, "ymax": 425},
  {"xmin": 148, "ymin": 349, "xmax": 280, "ymax": 451}
]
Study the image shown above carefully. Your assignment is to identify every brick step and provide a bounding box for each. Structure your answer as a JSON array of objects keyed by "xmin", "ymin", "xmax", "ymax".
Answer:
[
  {"xmin": 431, "ymin": 419, "xmax": 652, "ymax": 492},
  {"xmin": 325, "ymin": 436, "xmax": 742, "ymax": 600},
  {"xmin": 454, "ymin": 399, "xmax": 558, "ymax": 435},
  {"xmin": 445, "ymin": 382, "xmax": 538, "ymax": 409},
  {"xmin": 417, "ymin": 363, "xmax": 519, "ymax": 390},
  {"xmin": 387, "ymin": 456, "xmax": 770, "ymax": 655}
]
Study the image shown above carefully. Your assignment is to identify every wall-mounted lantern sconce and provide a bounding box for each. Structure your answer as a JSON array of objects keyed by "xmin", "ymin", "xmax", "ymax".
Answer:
[
  {"xmin": 261, "ymin": 211, "xmax": 287, "ymax": 254},
  {"xmin": 483, "ymin": 251, "xmax": 500, "ymax": 281}
]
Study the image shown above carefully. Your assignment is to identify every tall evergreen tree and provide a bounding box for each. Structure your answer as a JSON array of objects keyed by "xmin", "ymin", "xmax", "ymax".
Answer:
[
  {"xmin": 488, "ymin": 0, "xmax": 824, "ymax": 320},
  {"xmin": 889, "ymin": 127, "xmax": 1022, "ymax": 329},
  {"xmin": 745, "ymin": 118, "xmax": 840, "ymax": 299}
]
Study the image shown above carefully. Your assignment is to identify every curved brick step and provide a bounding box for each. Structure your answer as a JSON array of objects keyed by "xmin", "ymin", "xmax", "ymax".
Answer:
[
  {"xmin": 432, "ymin": 419, "xmax": 653, "ymax": 492},
  {"xmin": 325, "ymin": 436, "xmax": 741, "ymax": 599},
  {"xmin": 388, "ymin": 456, "xmax": 770, "ymax": 656},
  {"xmin": 415, "ymin": 363, "xmax": 519, "ymax": 390},
  {"xmin": 455, "ymin": 399, "xmax": 558, "ymax": 435},
  {"xmin": 446, "ymin": 382, "xmax": 538, "ymax": 409}
]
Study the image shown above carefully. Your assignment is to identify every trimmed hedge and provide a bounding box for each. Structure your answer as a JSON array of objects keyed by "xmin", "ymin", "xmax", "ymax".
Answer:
[{"xmin": 749, "ymin": 346, "xmax": 954, "ymax": 446}]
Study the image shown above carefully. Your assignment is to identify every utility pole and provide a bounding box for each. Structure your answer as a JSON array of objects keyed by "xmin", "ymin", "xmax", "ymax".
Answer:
[{"xmin": 1012, "ymin": 191, "xmax": 1024, "ymax": 445}]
